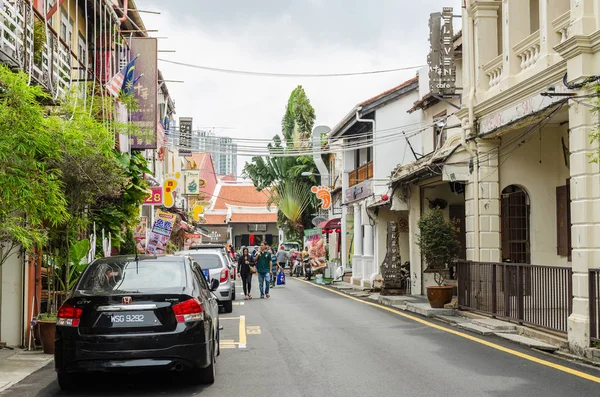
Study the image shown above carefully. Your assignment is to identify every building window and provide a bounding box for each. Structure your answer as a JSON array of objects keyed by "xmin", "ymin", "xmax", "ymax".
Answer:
[{"xmin": 501, "ymin": 185, "xmax": 530, "ymax": 264}]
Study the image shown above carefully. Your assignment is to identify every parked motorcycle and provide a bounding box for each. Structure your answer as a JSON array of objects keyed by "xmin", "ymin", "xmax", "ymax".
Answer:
[{"xmin": 303, "ymin": 257, "xmax": 312, "ymax": 281}]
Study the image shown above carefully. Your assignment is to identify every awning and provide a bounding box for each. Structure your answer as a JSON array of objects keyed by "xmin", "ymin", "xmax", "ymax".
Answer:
[
  {"xmin": 317, "ymin": 218, "xmax": 341, "ymax": 230},
  {"xmin": 367, "ymin": 197, "xmax": 391, "ymax": 209}
]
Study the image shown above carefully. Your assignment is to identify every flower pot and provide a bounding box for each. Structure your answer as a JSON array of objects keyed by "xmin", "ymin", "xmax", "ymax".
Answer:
[
  {"xmin": 38, "ymin": 320, "xmax": 56, "ymax": 354},
  {"xmin": 426, "ymin": 285, "xmax": 453, "ymax": 308}
]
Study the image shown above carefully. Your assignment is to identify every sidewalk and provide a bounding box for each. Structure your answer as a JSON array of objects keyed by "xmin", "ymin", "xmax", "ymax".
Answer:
[
  {"xmin": 327, "ymin": 281, "xmax": 600, "ymax": 367},
  {"xmin": 0, "ymin": 348, "xmax": 53, "ymax": 393}
]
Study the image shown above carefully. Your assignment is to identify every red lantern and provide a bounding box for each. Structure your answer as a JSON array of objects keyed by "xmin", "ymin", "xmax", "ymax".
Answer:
[
  {"xmin": 382, "ymin": 194, "xmax": 389, "ymax": 201},
  {"xmin": 322, "ymin": 229, "xmax": 328, "ymax": 234},
  {"xmin": 328, "ymin": 229, "xmax": 334, "ymax": 234},
  {"xmin": 335, "ymin": 228, "xmax": 341, "ymax": 233}
]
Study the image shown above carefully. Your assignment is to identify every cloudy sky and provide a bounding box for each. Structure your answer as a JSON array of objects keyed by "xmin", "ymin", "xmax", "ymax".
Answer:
[{"xmin": 138, "ymin": 0, "xmax": 463, "ymax": 175}]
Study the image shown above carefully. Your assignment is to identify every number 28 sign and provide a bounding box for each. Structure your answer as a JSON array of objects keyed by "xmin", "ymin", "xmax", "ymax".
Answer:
[{"xmin": 144, "ymin": 187, "xmax": 163, "ymax": 205}]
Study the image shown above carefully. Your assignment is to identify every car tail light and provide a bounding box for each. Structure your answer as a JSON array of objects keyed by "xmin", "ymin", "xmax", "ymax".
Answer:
[
  {"xmin": 172, "ymin": 298, "xmax": 204, "ymax": 323},
  {"xmin": 220, "ymin": 268, "xmax": 229, "ymax": 283},
  {"xmin": 56, "ymin": 304, "xmax": 83, "ymax": 327}
]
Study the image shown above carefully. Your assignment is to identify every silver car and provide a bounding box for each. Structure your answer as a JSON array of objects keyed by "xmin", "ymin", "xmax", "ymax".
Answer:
[{"xmin": 177, "ymin": 249, "xmax": 235, "ymax": 313}]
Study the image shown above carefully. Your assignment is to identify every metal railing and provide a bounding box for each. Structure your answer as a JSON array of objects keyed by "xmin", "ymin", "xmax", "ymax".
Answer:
[
  {"xmin": 590, "ymin": 269, "xmax": 600, "ymax": 342},
  {"xmin": 457, "ymin": 261, "xmax": 573, "ymax": 333}
]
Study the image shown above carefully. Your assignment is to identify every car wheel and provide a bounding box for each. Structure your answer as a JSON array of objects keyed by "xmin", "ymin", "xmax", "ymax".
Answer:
[
  {"xmin": 216, "ymin": 326, "xmax": 221, "ymax": 356},
  {"xmin": 232, "ymin": 288, "xmax": 236, "ymax": 301},
  {"xmin": 57, "ymin": 373, "xmax": 76, "ymax": 391},
  {"xmin": 196, "ymin": 338, "xmax": 216, "ymax": 384},
  {"xmin": 223, "ymin": 300, "xmax": 233, "ymax": 313}
]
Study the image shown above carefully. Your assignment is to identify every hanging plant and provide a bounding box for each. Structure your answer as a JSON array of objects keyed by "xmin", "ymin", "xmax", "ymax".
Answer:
[{"xmin": 33, "ymin": 20, "xmax": 47, "ymax": 65}]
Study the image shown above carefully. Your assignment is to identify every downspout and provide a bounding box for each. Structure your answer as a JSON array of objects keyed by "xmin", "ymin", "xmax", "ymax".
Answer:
[{"xmin": 463, "ymin": 0, "xmax": 480, "ymax": 261}]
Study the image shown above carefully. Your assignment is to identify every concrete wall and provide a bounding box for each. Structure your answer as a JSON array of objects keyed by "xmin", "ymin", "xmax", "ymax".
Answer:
[
  {"xmin": 373, "ymin": 91, "xmax": 421, "ymax": 195},
  {"xmin": 499, "ymin": 123, "xmax": 571, "ymax": 267},
  {"xmin": 0, "ymin": 252, "xmax": 23, "ymax": 347}
]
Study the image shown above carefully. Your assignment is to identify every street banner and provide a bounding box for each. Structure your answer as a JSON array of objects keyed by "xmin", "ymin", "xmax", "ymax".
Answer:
[
  {"xmin": 146, "ymin": 210, "xmax": 176, "ymax": 255},
  {"xmin": 179, "ymin": 117, "xmax": 193, "ymax": 156},
  {"xmin": 184, "ymin": 233, "xmax": 202, "ymax": 250},
  {"xmin": 128, "ymin": 37, "xmax": 158, "ymax": 149},
  {"xmin": 144, "ymin": 186, "xmax": 163, "ymax": 205},
  {"xmin": 303, "ymin": 228, "xmax": 327, "ymax": 271},
  {"xmin": 134, "ymin": 216, "xmax": 148, "ymax": 253},
  {"xmin": 184, "ymin": 170, "xmax": 200, "ymax": 194}
]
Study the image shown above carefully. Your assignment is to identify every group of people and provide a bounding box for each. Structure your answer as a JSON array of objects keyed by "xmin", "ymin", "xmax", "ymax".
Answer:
[{"xmin": 236, "ymin": 242, "xmax": 290, "ymax": 299}]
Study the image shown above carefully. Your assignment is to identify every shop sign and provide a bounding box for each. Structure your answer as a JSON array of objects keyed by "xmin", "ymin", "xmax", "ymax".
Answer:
[
  {"xmin": 146, "ymin": 210, "xmax": 176, "ymax": 255},
  {"xmin": 184, "ymin": 170, "xmax": 200, "ymax": 194},
  {"xmin": 144, "ymin": 186, "xmax": 163, "ymax": 205},
  {"xmin": 428, "ymin": 7, "xmax": 456, "ymax": 95},
  {"xmin": 179, "ymin": 117, "xmax": 193, "ymax": 156},
  {"xmin": 345, "ymin": 180, "xmax": 373, "ymax": 203}
]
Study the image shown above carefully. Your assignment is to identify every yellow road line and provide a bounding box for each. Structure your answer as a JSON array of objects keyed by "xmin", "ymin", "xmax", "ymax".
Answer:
[
  {"xmin": 293, "ymin": 278, "xmax": 600, "ymax": 384},
  {"xmin": 238, "ymin": 315, "xmax": 247, "ymax": 348}
]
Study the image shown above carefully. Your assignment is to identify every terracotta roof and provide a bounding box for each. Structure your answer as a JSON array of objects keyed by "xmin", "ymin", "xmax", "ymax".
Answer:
[
  {"xmin": 218, "ymin": 174, "xmax": 237, "ymax": 182},
  {"xmin": 213, "ymin": 184, "xmax": 272, "ymax": 210},
  {"xmin": 359, "ymin": 77, "xmax": 418, "ymax": 106},
  {"xmin": 203, "ymin": 214, "xmax": 226, "ymax": 225}
]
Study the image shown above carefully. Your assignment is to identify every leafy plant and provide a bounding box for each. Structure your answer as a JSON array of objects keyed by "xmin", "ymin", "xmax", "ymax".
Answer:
[
  {"xmin": 416, "ymin": 207, "xmax": 460, "ymax": 286},
  {"xmin": 37, "ymin": 312, "xmax": 57, "ymax": 322},
  {"xmin": 32, "ymin": 20, "xmax": 47, "ymax": 65},
  {"xmin": 56, "ymin": 239, "xmax": 90, "ymax": 293}
]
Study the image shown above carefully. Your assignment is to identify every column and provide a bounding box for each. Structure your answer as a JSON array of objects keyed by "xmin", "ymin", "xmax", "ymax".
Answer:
[
  {"xmin": 477, "ymin": 139, "xmax": 501, "ymax": 263},
  {"xmin": 362, "ymin": 213, "xmax": 375, "ymax": 287},
  {"xmin": 472, "ymin": 1, "xmax": 500, "ymax": 91},
  {"xmin": 408, "ymin": 186, "xmax": 422, "ymax": 295},
  {"xmin": 351, "ymin": 203, "xmax": 363, "ymax": 286},
  {"xmin": 502, "ymin": 0, "xmax": 531, "ymax": 76},
  {"xmin": 567, "ymin": 98, "xmax": 600, "ymax": 355}
]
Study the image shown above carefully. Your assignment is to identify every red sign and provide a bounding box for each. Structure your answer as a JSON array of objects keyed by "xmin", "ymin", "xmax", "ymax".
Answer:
[{"xmin": 144, "ymin": 186, "xmax": 163, "ymax": 205}]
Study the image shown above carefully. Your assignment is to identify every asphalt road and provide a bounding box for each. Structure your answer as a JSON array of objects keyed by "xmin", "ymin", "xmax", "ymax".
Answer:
[{"xmin": 3, "ymin": 276, "xmax": 600, "ymax": 396}]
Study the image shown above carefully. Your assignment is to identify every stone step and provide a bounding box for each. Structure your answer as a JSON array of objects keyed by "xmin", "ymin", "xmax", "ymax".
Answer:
[
  {"xmin": 436, "ymin": 315, "xmax": 469, "ymax": 325},
  {"xmin": 495, "ymin": 333, "xmax": 559, "ymax": 352},
  {"xmin": 378, "ymin": 295, "xmax": 420, "ymax": 306},
  {"xmin": 458, "ymin": 323, "xmax": 495, "ymax": 336},
  {"xmin": 405, "ymin": 302, "xmax": 456, "ymax": 317},
  {"xmin": 472, "ymin": 318, "xmax": 517, "ymax": 332}
]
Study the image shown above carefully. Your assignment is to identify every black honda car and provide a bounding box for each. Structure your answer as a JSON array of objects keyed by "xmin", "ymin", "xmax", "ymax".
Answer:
[{"xmin": 54, "ymin": 255, "xmax": 220, "ymax": 390}]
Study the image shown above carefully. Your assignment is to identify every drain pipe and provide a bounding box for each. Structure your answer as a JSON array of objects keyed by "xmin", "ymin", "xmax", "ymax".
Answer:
[{"xmin": 463, "ymin": 0, "xmax": 480, "ymax": 261}]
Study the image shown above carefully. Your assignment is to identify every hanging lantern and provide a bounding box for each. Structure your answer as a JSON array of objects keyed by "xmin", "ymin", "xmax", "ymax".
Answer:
[
  {"xmin": 322, "ymin": 229, "xmax": 328, "ymax": 234},
  {"xmin": 328, "ymin": 229, "xmax": 334, "ymax": 234},
  {"xmin": 382, "ymin": 193, "xmax": 390, "ymax": 201},
  {"xmin": 335, "ymin": 228, "xmax": 341, "ymax": 233}
]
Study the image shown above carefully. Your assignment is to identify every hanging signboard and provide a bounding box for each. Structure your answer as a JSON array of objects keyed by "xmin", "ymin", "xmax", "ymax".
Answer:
[
  {"xmin": 128, "ymin": 37, "xmax": 158, "ymax": 149},
  {"xmin": 184, "ymin": 170, "xmax": 200, "ymax": 194},
  {"xmin": 428, "ymin": 7, "xmax": 456, "ymax": 96},
  {"xmin": 311, "ymin": 185, "xmax": 332, "ymax": 210},
  {"xmin": 144, "ymin": 186, "xmax": 163, "ymax": 205},
  {"xmin": 134, "ymin": 216, "xmax": 148, "ymax": 253},
  {"xmin": 146, "ymin": 210, "xmax": 176, "ymax": 255},
  {"xmin": 179, "ymin": 117, "xmax": 193, "ymax": 156}
]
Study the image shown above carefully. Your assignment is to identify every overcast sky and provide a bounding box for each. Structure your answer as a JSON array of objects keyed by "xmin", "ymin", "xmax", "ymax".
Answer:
[{"xmin": 138, "ymin": 0, "xmax": 463, "ymax": 176}]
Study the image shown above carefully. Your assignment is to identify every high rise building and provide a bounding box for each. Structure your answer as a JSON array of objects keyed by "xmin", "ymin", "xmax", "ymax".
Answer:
[{"xmin": 211, "ymin": 137, "xmax": 238, "ymax": 176}]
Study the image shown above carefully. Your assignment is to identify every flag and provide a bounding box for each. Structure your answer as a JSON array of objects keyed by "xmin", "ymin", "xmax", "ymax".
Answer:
[{"xmin": 105, "ymin": 56, "xmax": 138, "ymax": 97}]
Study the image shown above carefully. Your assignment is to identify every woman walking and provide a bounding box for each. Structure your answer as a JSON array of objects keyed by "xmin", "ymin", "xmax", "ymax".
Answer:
[{"xmin": 238, "ymin": 247, "xmax": 254, "ymax": 299}]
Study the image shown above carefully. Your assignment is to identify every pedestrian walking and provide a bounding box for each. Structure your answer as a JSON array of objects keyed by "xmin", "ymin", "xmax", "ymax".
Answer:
[
  {"xmin": 275, "ymin": 245, "xmax": 288, "ymax": 285},
  {"xmin": 269, "ymin": 247, "xmax": 279, "ymax": 288},
  {"xmin": 238, "ymin": 247, "xmax": 255, "ymax": 300},
  {"xmin": 255, "ymin": 242, "xmax": 272, "ymax": 298}
]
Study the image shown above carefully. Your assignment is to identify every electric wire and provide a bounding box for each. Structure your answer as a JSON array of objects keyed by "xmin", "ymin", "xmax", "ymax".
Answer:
[{"xmin": 158, "ymin": 59, "xmax": 427, "ymax": 78}]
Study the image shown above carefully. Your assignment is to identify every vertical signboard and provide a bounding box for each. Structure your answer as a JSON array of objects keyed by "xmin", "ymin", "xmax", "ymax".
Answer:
[
  {"xmin": 184, "ymin": 170, "xmax": 201, "ymax": 194},
  {"xmin": 428, "ymin": 7, "xmax": 456, "ymax": 96},
  {"xmin": 128, "ymin": 37, "xmax": 158, "ymax": 149},
  {"xmin": 179, "ymin": 117, "xmax": 193, "ymax": 156}
]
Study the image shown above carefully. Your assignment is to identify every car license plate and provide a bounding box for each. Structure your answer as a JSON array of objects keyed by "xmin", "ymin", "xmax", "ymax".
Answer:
[
  {"xmin": 203, "ymin": 269, "xmax": 210, "ymax": 280},
  {"xmin": 101, "ymin": 311, "xmax": 157, "ymax": 327}
]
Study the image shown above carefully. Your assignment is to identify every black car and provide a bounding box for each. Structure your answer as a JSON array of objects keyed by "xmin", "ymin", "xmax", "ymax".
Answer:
[{"xmin": 54, "ymin": 255, "xmax": 220, "ymax": 390}]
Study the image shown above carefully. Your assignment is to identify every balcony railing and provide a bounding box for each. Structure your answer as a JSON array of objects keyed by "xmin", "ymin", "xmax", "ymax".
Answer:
[
  {"xmin": 552, "ymin": 10, "xmax": 571, "ymax": 44},
  {"xmin": 457, "ymin": 261, "xmax": 572, "ymax": 333},
  {"xmin": 482, "ymin": 54, "xmax": 503, "ymax": 89},
  {"xmin": 0, "ymin": 0, "xmax": 74, "ymax": 98},
  {"xmin": 513, "ymin": 30, "xmax": 541, "ymax": 72},
  {"xmin": 349, "ymin": 161, "xmax": 373, "ymax": 187}
]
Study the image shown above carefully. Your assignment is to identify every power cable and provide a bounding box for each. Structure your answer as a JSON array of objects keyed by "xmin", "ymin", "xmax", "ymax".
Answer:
[{"xmin": 158, "ymin": 58, "xmax": 426, "ymax": 78}]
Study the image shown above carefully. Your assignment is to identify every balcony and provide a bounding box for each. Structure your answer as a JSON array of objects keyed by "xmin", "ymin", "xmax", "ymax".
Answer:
[
  {"xmin": 0, "ymin": 0, "xmax": 75, "ymax": 98},
  {"xmin": 348, "ymin": 161, "xmax": 373, "ymax": 187}
]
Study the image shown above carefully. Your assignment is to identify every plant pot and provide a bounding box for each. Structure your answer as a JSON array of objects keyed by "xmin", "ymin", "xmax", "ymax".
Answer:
[
  {"xmin": 426, "ymin": 285, "xmax": 453, "ymax": 308},
  {"xmin": 38, "ymin": 320, "xmax": 56, "ymax": 355}
]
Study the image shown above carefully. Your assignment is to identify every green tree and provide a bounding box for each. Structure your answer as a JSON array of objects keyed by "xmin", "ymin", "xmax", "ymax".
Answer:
[
  {"xmin": 0, "ymin": 65, "xmax": 68, "ymax": 266},
  {"xmin": 244, "ymin": 87, "xmax": 320, "ymax": 240}
]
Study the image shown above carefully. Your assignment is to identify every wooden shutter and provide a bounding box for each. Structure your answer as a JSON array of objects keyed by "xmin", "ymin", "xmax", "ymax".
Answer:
[{"xmin": 556, "ymin": 185, "xmax": 569, "ymax": 257}]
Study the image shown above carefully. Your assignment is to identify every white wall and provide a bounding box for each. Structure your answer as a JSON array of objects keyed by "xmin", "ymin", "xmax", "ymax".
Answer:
[
  {"xmin": 373, "ymin": 91, "xmax": 421, "ymax": 195},
  {"xmin": 499, "ymin": 124, "xmax": 571, "ymax": 267},
  {"xmin": 0, "ymin": 252, "xmax": 23, "ymax": 347},
  {"xmin": 231, "ymin": 223, "xmax": 280, "ymax": 246}
]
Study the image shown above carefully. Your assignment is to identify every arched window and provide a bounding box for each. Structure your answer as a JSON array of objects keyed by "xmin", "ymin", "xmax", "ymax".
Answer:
[{"xmin": 501, "ymin": 185, "xmax": 530, "ymax": 264}]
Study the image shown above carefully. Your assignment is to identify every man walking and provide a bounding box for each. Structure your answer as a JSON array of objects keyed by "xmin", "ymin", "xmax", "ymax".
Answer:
[
  {"xmin": 256, "ymin": 242, "xmax": 272, "ymax": 298},
  {"xmin": 274, "ymin": 245, "xmax": 288, "ymax": 286}
]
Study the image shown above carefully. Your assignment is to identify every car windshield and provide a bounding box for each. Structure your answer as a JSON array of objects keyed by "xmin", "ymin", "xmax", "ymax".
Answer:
[
  {"xmin": 283, "ymin": 243, "xmax": 299, "ymax": 251},
  {"xmin": 188, "ymin": 253, "xmax": 223, "ymax": 270},
  {"xmin": 77, "ymin": 260, "xmax": 185, "ymax": 293}
]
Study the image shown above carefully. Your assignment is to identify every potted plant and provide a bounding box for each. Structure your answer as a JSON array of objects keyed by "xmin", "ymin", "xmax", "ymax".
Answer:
[
  {"xmin": 416, "ymin": 207, "xmax": 460, "ymax": 308},
  {"xmin": 38, "ymin": 239, "xmax": 90, "ymax": 354}
]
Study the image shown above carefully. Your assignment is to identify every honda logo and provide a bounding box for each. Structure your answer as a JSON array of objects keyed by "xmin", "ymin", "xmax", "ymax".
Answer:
[{"xmin": 122, "ymin": 296, "xmax": 132, "ymax": 304}]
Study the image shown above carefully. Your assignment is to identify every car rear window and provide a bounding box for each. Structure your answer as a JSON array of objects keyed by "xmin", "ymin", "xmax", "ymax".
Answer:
[
  {"xmin": 188, "ymin": 253, "xmax": 223, "ymax": 270},
  {"xmin": 77, "ymin": 260, "xmax": 186, "ymax": 292}
]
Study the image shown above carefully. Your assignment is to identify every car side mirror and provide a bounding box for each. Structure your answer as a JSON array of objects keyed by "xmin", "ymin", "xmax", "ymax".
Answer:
[{"xmin": 209, "ymin": 278, "xmax": 220, "ymax": 291}]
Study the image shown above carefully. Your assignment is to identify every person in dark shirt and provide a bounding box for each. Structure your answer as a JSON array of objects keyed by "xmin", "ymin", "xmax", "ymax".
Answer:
[
  {"xmin": 255, "ymin": 242, "xmax": 272, "ymax": 298},
  {"xmin": 238, "ymin": 247, "xmax": 254, "ymax": 299}
]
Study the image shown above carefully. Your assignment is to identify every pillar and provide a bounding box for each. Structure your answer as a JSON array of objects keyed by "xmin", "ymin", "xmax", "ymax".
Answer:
[
  {"xmin": 477, "ymin": 139, "xmax": 502, "ymax": 263},
  {"xmin": 472, "ymin": 1, "xmax": 500, "ymax": 91},
  {"xmin": 502, "ymin": 0, "xmax": 531, "ymax": 76},
  {"xmin": 408, "ymin": 186, "xmax": 422, "ymax": 295},
  {"xmin": 362, "ymin": 214, "xmax": 375, "ymax": 287},
  {"xmin": 351, "ymin": 203, "xmax": 364, "ymax": 286}
]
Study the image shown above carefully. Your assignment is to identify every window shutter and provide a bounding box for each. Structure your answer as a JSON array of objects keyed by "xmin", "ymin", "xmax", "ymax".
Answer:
[{"xmin": 556, "ymin": 185, "xmax": 568, "ymax": 257}]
